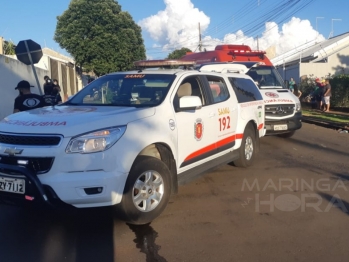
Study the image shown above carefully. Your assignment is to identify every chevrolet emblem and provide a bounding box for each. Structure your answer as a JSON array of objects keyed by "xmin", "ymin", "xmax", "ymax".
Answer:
[{"xmin": 4, "ymin": 147, "xmax": 23, "ymax": 156}]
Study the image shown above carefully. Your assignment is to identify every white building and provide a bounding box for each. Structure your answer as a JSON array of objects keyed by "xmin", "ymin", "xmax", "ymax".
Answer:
[{"xmin": 272, "ymin": 32, "xmax": 349, "ymax": 83}]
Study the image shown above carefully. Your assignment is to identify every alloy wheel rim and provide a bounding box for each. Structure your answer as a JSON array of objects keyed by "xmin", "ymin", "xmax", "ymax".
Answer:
[
  {"xmin": 132, "ymin": 170, "xmax": 164, "ymax": 212},
  {"xmin": 245, "ymin": 136, "xmax": 253, "ymax": 160}
]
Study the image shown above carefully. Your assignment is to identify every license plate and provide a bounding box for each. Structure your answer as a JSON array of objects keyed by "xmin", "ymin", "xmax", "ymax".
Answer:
[
  {"xmin": 274, "ymin": 124, "xmax": 288, "ymax": 131},
  {"xmin": 0, "ymin": 176, "xmax": 25, "ymax": 194}
]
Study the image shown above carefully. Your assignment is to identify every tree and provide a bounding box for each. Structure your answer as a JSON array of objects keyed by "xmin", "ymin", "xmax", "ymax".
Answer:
[
  {"xmin": 3, "ymin": 40, "xmax": 15, "ymax": 55},
  {"xmin": 54, "ymin": 0, "xmax": 146, "ymax": 76},
  {"xmin": 167, "ymin": 47, "xmax": 192, "ymax": 59}
]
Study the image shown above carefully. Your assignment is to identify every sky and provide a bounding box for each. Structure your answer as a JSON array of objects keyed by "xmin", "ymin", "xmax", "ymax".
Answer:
[{"xmin": 0, "ymin": 0, "xmax": 348, "ymax": 60}]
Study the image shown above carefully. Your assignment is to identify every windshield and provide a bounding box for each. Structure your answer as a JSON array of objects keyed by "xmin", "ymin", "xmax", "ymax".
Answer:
[
  {"xmin": 67, "ymin": 74, "xmax": 175, "ymax": 107},
  {"xmin": 246, "ymin": 66, "xmax": 286, "ymax": 89}
]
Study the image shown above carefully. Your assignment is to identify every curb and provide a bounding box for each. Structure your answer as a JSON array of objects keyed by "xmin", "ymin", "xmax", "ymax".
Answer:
[{"xmin": 302, "ymin": 117, "xmax": 349, "ymax": 131}]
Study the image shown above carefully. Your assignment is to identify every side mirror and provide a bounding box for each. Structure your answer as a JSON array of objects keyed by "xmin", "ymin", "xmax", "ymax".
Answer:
[{"xmin": 179, "ymin": 96, "xmax": 202, "ymax": 111}]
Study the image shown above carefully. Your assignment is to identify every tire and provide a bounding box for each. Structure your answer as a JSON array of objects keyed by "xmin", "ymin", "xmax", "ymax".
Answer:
[
  {"xmin": 116, "ymin": 156, "xmax": 171, "ymax": 225},
  {"xmin": 277, "ymin": 131, "xmax": 295, "ymax": 138},
  {"xmin": 234, "ymin": 125, "xmax": 256, "ymax": 168}
]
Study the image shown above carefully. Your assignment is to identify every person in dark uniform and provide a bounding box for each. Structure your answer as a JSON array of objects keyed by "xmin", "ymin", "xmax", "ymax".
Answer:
[
  {"xmin": 13, "ymin": 80, "xmax": 45, "ymax": 113},
  {"xmin": 43, "ymin": 76, "xmax": 62, "ymax": 106}
]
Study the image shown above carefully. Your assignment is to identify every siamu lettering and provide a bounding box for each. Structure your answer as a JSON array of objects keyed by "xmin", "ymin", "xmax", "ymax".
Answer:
[
  {"xmin": 125, "ymin": 74, "xmax": 145, "ymax": 79},
  {"xmin": 218, "ymin": 107, "xmax": 230, "ymax": 115}
]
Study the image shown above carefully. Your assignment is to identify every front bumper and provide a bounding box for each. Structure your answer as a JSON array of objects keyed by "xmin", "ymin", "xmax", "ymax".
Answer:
[
  {"xmin": 0, "ymin": 162, "xmax": 127, "ymax": 209},
  {"xmin": 0, "ymin": 163, "xmax": 63, "ymax": 208},
  {"xmin": 265, "ymin": 112, "xmax": 302, "ymax": 135}
]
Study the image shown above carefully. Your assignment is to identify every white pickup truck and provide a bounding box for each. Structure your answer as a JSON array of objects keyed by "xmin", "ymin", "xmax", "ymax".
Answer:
[{"xmin": 0, "ymin": 63, "xmax": 265, "ymax": 224}]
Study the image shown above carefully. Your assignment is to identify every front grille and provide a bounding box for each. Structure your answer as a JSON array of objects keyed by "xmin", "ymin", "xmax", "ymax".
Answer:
[
  {"xmin": 0, "ymin": 155, "xmax": 54, "ymax": 174},
  {"xmin": 0, "ymin": 133, "xmax": 61, "ymax": 146},
  {"xmin": 265, "ymin": 104, "xmax": 294, "ymax": 117}
]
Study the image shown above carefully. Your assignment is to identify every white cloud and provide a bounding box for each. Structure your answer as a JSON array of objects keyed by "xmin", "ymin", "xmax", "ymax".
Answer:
[
  {"xmin": 139, "ymin": 0, "xmax": 210, "ymax": 51},
  {"xmin": 139, "ymin": 1, "xmax": 325, "ymax": 58}
]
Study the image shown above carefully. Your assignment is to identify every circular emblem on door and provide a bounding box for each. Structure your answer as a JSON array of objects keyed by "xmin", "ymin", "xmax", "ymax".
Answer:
[
  {"xmin": 265, "ymin": 92, "xmax": 279, "ymax": 98},
  {"xmin": 194, "ymin": 118, "xmax": 204, "ymax": 141}
]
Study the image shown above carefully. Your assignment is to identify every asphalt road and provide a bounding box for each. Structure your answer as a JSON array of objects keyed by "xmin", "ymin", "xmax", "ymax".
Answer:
[{"xmin": 0, "ymin": 123, "xmax": 348, "ymax": 262}]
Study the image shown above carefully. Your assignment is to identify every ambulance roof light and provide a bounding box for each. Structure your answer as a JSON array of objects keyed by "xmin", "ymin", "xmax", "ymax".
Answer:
[{"xmin": 134, "ymin": 59, "xmax": 196, "ymax": 69}]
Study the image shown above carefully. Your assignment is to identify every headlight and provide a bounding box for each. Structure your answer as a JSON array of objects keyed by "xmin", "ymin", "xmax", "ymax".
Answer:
[
  {"xmin": 295, "ymin": 103, "xmax": 301, "ymax": 112},
  {"xmin": 66, "ymin": 126, "xmax": 126, "ymax": 154}
]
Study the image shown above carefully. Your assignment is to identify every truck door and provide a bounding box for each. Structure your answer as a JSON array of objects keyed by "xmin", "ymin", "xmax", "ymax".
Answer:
[
  {"xmin": 205, "ymin": 75, "xmax": 239, "ymax": 154},
  {"xmin": 172, "ymin": 75, "xmax": 217, "ymax": 171}
]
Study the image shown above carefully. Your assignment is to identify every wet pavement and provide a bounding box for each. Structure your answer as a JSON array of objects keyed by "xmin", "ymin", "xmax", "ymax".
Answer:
[{"xmin": 0, "ymin": 122, "xmax": 349, "ymax": 262}]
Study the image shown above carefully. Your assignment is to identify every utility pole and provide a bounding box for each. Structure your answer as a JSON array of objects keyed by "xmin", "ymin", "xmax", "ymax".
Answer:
[
  {"xmin": 256, "ymin": 35, "xmax": 259, "ymax": 50},
  {"xmin": 198, "ymin": 22, "xmax": 202, "ymax": 52}
]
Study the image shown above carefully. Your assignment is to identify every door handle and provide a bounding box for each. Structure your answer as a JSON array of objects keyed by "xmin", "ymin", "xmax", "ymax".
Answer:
[
  {"xmin": 231, "ymin": 107, "xmax": 237, "ymax": 111},
  {"xmin": 209, "ymin": 112, "xmax": 215, "ymax": 118},
  {"xmin": 258, "ymin": 106, "xmax": 262, "ymax": 109}
]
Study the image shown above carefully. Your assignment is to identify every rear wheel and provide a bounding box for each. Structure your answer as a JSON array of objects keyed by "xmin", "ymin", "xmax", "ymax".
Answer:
[
  {"xmin": 234, "ymin": 125, "xmax": 256, "ymax": 168},
  {"xmin": 277, "ymin": 131, "xmax": 295, "ymax": 138},
  {"xmin": 116, "ymin": 156, "xmax": 171, "ymax": 225}
]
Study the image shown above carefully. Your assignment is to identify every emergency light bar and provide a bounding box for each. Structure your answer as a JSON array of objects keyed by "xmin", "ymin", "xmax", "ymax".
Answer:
[{"xmin": 134, "ymin": 59, "xmax": 196, "ymax": 69}]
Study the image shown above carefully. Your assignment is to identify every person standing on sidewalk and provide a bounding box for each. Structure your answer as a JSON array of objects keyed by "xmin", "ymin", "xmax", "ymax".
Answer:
[
  {"xmin": 322, "ymin": 78, "xmax": 332, "ymax": 112},
  {"xmin": 315, "ymin": 78, "xmax": 324, "ymax": 110},
  {"xmin": 289, "ymin": 77, "xmax": 295, "ymax": 93},
  {"xmin": 13, "ymin": 80, "xmax": 45, "ymax": 113},
  {"xmin": 294, "ymin": 84, "xmax": 302, "ymax": 98}
]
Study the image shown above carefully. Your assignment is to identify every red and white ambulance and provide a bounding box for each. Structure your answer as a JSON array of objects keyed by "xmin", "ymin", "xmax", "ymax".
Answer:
[
  {"xmin": 181, "ymin": 45, "xmax": 302, "ymax": 138},
  {"xmin": 0, "ymin": 61, "xmax": 264, "ymax": 224}
]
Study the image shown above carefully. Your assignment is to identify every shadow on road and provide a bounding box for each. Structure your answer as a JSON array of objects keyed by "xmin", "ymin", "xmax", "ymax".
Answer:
[
  {"xmin": 318, "ymin": 192, "xmax": 349, "ymax": 216},
  {"xmin": 270, "ymin": 136, "xmax": 348, "ymax": 158},
  {"xmin": 331, "ymin": 173, "xmax": 349, "ymax": 181},
  {"xmin": 0, "ymin": 206, "xmax": 121, "ymax": 262}
]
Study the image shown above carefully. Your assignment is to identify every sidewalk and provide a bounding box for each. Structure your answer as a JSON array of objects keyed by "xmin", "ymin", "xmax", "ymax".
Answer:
[{"xmin": 302, "ymin": 108, "xmax": 349, "ymax": 132}]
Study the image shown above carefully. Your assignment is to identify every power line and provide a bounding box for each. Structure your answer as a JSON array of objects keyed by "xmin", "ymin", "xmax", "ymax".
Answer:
[{"xmin": 144, "ymin": 0, "xmax": 318, "ymax": 55}]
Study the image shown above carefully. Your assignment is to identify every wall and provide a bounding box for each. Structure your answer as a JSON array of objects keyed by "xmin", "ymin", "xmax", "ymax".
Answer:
[
  {"xmin": 277, "ymin": 45, "xmax": 349, "ymax": 84},
  {"xmin": 301, "ymin": 45, "xmax": 349, "ymax": 78},
  {"xmin": 0, "ymin": 55, "xmax": 48, "ymax": 120},
  {"xmin": 277, "ymin": 63, "xmax": 300, "ymax": 84},
  {"xmin": 0, "ymin": 37, "xmax": 3, "ymax": 54}
]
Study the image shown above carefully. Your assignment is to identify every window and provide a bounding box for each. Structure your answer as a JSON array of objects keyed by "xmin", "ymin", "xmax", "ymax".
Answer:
[
  {"xmin": 173, "ymin": 76, "xmax": 205, "ymax": 112},
  {"xmin": 206, "ymin": 76, "xmax": 230, "ymax": 103},
  {"xmin": 229, "ymin": 77, "xmax": 263, "ymax": 103},
  {"xmin": 246, "ymin": 66, "xmax": 286, "ymax": 89},
  {"xmin": 67, "ymin": 74, "xmax": 175, "ymax": 107}
]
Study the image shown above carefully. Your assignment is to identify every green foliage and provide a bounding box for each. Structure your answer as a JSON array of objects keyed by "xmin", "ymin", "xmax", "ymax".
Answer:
[
  {"xmin": 3, "ymin": 40, "xmax": 15, "ymax": 55},
  {"xmin": 330, "ymin": 74, "xmax": 349, "ymax": 107},
  {"xmin": 300, "ymin": 74, "xmax": 349, "ymax": 107},
  {"xmin": 299, "ymin": 74, "xmax": 317, "ymax": 98},
  {"xmin": 167, "ymin": 47, "xmax": 192, "ymax": 59},
  {"xmin": 54, "ymin": 0, "xmax": 146, "ymax": 76}
]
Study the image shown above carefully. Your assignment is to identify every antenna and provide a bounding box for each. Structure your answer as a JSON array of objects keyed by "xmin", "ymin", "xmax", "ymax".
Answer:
[
  {"xmin": 255, "ymin": 35, "xmax": 259, "ymax": 50},
  {"xmin": 329, "ymin": 18, "xmax": 342, "ymax": 38},
  {"xmin": 316, "ymin": 17, "xmax": 324, "ymax": 33}
]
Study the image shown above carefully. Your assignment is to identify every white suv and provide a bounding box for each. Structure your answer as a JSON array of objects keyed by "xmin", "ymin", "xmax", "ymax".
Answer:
[{"xmin": 0, "ymin": 65, "xmax": 264, "ymax": 224}]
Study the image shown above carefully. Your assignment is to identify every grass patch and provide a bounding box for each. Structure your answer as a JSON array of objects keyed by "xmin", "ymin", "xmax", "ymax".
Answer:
[{"xmin": 302, "ymin": 109, "xmax": 349, "ymax": 124}]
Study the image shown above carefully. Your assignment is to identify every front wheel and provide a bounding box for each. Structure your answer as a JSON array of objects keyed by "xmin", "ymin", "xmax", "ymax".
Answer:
[
  {"xmin": 115, "ymin": 156, "xmax": 171, "ymax": 225},
  {"xmin": 277, "ymin": 131, "xmax": 295, "ymax": 138},
  {"xmin": 233, "ymin": 125, "xmax": 256, "ymax": 168}
]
